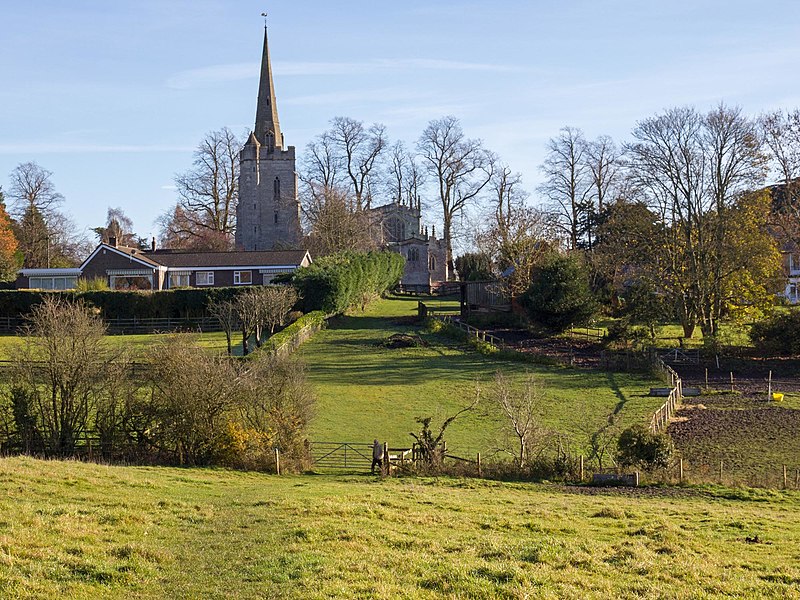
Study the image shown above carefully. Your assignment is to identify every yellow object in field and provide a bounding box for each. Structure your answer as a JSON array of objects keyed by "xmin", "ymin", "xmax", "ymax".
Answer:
[{"xmin": 772, "ymin": 393, "xmax": 784, "ymax": 402}]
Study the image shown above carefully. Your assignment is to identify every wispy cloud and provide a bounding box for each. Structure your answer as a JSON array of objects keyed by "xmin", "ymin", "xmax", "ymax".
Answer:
[
  {"xmin": 0, "ymin": 143, "xmax": 193, "ymax": 154},
  {"xmin": 285, "ymin": 87, "xmax": 429, "ymax": 107},
  {"xmin": 166, "ymin": 58, "xmax": 524, "ymax": 89}
]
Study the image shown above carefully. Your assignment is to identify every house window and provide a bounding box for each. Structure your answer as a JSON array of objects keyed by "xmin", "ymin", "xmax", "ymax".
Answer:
[
  {"xmin": 196, "ymin": 271, "xmax": 214, "ymax": 286},
  {"xmin": 408, "ymin": 248, "xmax": 419, "ymax": 262},
  {"xmin": 169, "ymin": 273, "xmax": 190, "ymax": 288},
  {"xmin": 110, "ymin": 275, "xmax": 153, "ymax": 291},
  {"xmin": 234, "ymin": 270, "xmax": 253, "ymax": 285},
  {"xmin": 789, "ymin": 283, "xmax": 799, "ymax": 301},
  {"xmin": 28, "ymin": 276, "xmax": 78, "ymax": 290}
]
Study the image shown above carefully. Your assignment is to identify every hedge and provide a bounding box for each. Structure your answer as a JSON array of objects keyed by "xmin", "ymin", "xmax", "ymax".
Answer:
[
  {"xmin": 292, "ymin": 251, "xmax": 405, "ymax": 314},
  {"xmin": 0, "ymin": 287, "xmax": 254, "ymax": 320},
  {"xmin": 263, "ymin": 311, "xmax": 327, "ymax": 356}
]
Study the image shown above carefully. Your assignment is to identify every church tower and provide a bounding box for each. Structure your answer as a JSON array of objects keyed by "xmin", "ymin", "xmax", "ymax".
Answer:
[{"xmin": 236, "ymin": 26, "xmax": 301, "ymax": 250}]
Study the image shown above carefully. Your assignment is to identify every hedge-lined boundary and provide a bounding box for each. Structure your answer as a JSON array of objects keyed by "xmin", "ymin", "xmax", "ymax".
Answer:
[
  {"xmin": 0, "ymin": 288, "xmax": 255, "ymax": 320},
  {"xmin": 293, "ymin": 251, "xmax": 405, "ymax": 314},
  {"xmin": 264, "ymin": 311, "xmax": 327, "ymax": 357}
]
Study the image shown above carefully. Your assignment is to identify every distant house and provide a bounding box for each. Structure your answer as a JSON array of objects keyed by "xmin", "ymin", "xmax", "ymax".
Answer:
[
  {"xmin": 781, "ymin": 241, "xmax": 800, "ymax": 304},
  {"xmin": 16, "ymin": 239, "xmax": 312, "ymax": 291}
]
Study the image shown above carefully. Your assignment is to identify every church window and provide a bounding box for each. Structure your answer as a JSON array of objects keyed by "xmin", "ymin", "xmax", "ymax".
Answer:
[
  {"xmin": 273, "ymin": 177, "xmax": 281, "ymax": 200},
  {"xmin": 429, "ymin": 254, "xmax": 436, "ymax": 271},
  {"xmin": 274, "ymin": 211, "xmax": 279, "ymax": 224},
  {"xmin": 409, "ymin": 248, "xmax": 419, "ymax": 262}
]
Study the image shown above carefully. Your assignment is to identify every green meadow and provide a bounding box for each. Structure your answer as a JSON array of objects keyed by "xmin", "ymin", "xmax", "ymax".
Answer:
[
  {"xmin": 301, "ymin": 296, "xmax": 663, "ymax": 456},
  {"xmin": 1, "ymin": 457, "xmax": 798, "ymax": 599}
]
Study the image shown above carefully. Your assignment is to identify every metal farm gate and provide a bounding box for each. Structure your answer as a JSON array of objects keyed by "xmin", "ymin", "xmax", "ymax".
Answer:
[{"xmin": 309, "ymin": 442, "xmax": 374, "ymax": 473}]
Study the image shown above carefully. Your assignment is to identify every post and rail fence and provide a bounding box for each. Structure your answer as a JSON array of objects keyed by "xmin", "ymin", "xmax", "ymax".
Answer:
[{"xmin": 649, "ymin": 349, "xmax": 683, "ymax": 433}]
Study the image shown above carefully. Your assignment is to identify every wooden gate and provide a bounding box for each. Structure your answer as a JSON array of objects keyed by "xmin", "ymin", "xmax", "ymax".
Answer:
[{"xmin": 309, "ymin": 442, "xmax": 374, "ymax": 472}]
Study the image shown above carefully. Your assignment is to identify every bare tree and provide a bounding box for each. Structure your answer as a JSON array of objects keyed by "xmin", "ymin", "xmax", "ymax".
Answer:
[
  {"xmin": 626, "ymin": 104, "xmax": 772, "ymax": 338},
  {"xmin": 144, "ymin": 336, "xmax": 240, "ymax": 465},
  {"xmin": 13, "ymin": 297, "xmax": 117, "ymax": 455},
  {"xmin": 492, "ymin": 371, "xmax": 544, "ymax": 468},
  {"xmin": 476, "ymin": 165, "xmax": 554, "ymax": 296},
  {"xmin": 160, "ymin": 128, "xmax": 242, "ymax": 250},
  {"xmin": 261, "ymin": 286, "xmax": 298, "ymax": 335},
  {"xmin": 301, "ymin": 184, "xmax": 376, "ymax": 257},
  {"xmin": 385, "ymin": 140, "xmax": 424, "ymax": 210},
  {"xmin": 410, "ymin": 391, "xmax": 480, "ymax": 469},
  {"xmin": 418, "ymin": 116, "xmax": 494, "ymax": 277},
  {"xmin": 300, "ymin": 131, "xmax": 344, "ymax": 193},
  {"xmin": 538, "ymin": 127, "xmax": 591, "ymax": 250},
  {"xmin": 760, "ymin": 109, "xmax": 800, "ymax": 246},
  {"xmin": 208, "ymin": 299, "xmax": 239, "ymax": 355},
  {"xmin": 6, "ymin": 162, "xmax": 88, "ymax": 268},
  {"xmin": 238, "ymin": 353, "xmax": 315, "ymax": 460},
  {"xmin": 328, "ymin": 117, "xmax": 387, "ymax": 210},
  {"xmin": 583, "ymin": 135, "xmax": 623, "ymax": 248},
  {"xmin": 7, "ymin": 162, "xmax": 64, "ymax": 218}
]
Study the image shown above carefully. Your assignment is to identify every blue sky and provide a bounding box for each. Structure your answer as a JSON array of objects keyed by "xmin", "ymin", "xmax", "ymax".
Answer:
[{"xmin": 2, "ymin": 0, "xmax": 800, "ymax": 240}]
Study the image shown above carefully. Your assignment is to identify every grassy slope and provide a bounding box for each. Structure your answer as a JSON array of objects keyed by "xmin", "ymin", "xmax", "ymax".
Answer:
[
  {"xmin": 300, "ymin": 296, "xmax": 663, "ymax": 456},
  {"xmin": 1, "ymin": 457, "xmax": 799, "ymax": 599}
]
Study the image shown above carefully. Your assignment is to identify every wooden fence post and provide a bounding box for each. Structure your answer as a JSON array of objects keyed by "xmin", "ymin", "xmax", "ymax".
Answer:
[
  {"xmin": 730, "ymin": 372, "xmax": 734, "ymax": 393},
  {"xmin": 719, "ymin": 460, "xmax": 723, "ymax": 484},
  {"xmin": 768, "ymin": 371, "xmax": 773, "ymax": 402},
  {"xmin": 679, "ymin": 458, "xmax": 684, "ymax": 484},
  {"xmin": 383, "ymin": 442, "xmax": 389, "ymax": 476},
  {"xmin": 783, "ymin": 465, "xmax": 788, "ymax": 489},
  {"xmin": 477, "ymin": 453, "xmax": 482, "ymax": 477},
  {"xmin": 274, "ymin": 448, "xmax": 281, "ymax": 475},
  {"xmin": 579, "ymin": 455, "xmax": 584, "ymax": 482}
]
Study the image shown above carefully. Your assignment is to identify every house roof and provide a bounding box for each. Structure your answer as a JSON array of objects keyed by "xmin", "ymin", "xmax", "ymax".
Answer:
[
  {"xmin": 80, "ymin": 243, "xmax": 164, "ymax": 271},
  {"xmin": 142, "ymin": 249, "xmax": 310, "ymax": 269}
]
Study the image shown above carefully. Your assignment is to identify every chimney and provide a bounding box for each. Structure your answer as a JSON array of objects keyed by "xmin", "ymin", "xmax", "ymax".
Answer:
[
  {"xmin": 108, "ymin": 236, "xmax": 118, "ymax": 248},
  {"xmin": 151, "ymin": 237, "xmax": 157, "ymax": 252}
]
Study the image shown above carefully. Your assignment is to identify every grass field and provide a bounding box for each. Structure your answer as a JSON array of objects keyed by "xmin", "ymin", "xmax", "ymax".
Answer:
[
  {"xmin": 0, "ymin": 330, "xmax": 236, "ymax": 360},
  {"xmin": 1, "ymin": 457, "xmax": 799, "ymax": 599},
  {"xmin": 300, "ymin": 296, "xmax": 663, "ymax": 457}
]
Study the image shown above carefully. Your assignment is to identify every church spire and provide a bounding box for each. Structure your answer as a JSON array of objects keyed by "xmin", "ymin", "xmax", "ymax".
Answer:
[{"xmin": 254, "ymin": 25, "xmax": 283, "ymax": 152}]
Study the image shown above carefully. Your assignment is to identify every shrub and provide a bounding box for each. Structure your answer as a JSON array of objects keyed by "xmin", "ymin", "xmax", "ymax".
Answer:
[
  {"xmin": 293, "ymin": 251, "xmax": 405, "ymax": 314},
  {"xmin": 616, "ymin": 425, "xmax": 673, "ymax": 470},
  {"xmin": 519, "ymin": 252, "xmax": 597, "ymax": 332},
  {"xmin": 455, "ymin": 252, "xmax": 494, "ymax": 281},
  {"xmin": 750, "ymin": 309, "xmax": 800, "ymax": 355}
]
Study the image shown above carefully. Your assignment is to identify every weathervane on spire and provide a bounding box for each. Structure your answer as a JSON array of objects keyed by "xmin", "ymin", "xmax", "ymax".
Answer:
[{"xmin": 261, "ymin": 11, "xmax": 268, "ymax": 29}]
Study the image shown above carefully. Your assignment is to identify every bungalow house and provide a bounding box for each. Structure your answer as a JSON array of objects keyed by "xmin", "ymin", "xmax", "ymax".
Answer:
[{"xmin": 16, "ymin": 240, "xmax": 312, "ymax": 291}]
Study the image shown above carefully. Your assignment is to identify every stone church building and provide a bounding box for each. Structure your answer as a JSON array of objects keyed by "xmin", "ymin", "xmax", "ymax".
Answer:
[
  {"xmin": 369, "ymin": 202, "xmax": 449, "ymax": 292},
  {"xmin": 235, "ymin": 28, "xmax": 302, "ymax": 251},
  {"xmin": 236, "ymin": 26, "xmax": 449, "ymax": 291}
]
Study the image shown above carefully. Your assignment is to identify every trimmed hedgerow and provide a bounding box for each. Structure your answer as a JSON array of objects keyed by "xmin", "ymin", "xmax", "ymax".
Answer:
[
  {"xmin": 263, "ymin": 311, "xmax": 327, "ymax": 355},
  {"xmin": 0, "ymin": 287, "xmax": 253, "ymax": 320},
  {"xmin": 292, "ymin": 251, "xmax": 405, "ymax": 315}
]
